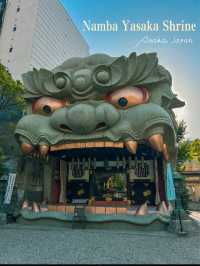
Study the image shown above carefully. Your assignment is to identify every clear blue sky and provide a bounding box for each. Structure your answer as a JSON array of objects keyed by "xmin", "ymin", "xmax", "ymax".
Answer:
[{"xmin": 60, "ymin": 0, "xmax": 200, "ymax": 139}]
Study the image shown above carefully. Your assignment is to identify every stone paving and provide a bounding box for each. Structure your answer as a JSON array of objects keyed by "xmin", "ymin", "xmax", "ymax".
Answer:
[{"xmin": 0, "ymin": 222, "xmax": 200, "ymax": 264}]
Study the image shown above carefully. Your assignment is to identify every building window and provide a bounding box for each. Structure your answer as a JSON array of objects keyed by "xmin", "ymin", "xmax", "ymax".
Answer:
[
  {"xmin": 17, "ymin": 7, "xmax": 20, "ymax": 12},
  {"xmin": 9, "ymin": 47, "xmax": 13, "ymax": 53}
]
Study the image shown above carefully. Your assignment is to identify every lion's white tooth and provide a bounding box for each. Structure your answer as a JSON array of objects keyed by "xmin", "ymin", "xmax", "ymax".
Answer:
[
  {"xmin": 148, "ymin": 134, "xmax": 164, "ymax": 152},
  {"xmin": 168, "ymin": 201, "xmax": 174, "ymax": 213},
  {"xmin": 135, "ymin": 202, "xmax": 148, "ymax": 216},
  {"xmin": 33, "ymin": 202, "xmax": 40, "ymax": 213},
  {"xmin": 163, "ymin": 143, "xmax": 169, "ymax": 161},
  {"xmin": 21, "ymin": 143, "xmax": 33, "ymax": 154},
  {"xmin": 22, "ymin": 200, "xmax": 29, "ymax": 209},
  {"xmin": 125, "ymin": 140, "xmax": 137, "ymax": 154},
  {"xmin": 40, "ymin": 200, "xmax": 48, "ymax": 212},
  {"xmin": 158, "ymin": 201, "xmax": 169, "ymax": 215},
  {"xmin": 39, "ymin": 145, "xmax": 49, "ymax": 158}
]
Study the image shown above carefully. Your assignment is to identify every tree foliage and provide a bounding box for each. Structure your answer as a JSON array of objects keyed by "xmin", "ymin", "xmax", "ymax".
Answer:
[
  {"xmin": 177, "ymin": 140, "xmax": 192, "ymax": 163},
  {"xmin": 190, "ymin": 139, "xmax": 200, "ymax": 162},
  {"xmin": 176, "ymin": 120, "xmax": 187, "ymax": 144},
  {"xmin": 0, "ymin": 64, "xmax": 25, "ymax": 113},
  {"xmin": 0, "ymin": 64, "xmax": 25, "ymax": 176},
  {"xmin": 0, "ymin": 147, "xmax": 7, "ymax": 176},
  {"xmin": 176, "ymin": 119, "xmax": 200, "ymax": 170},
  {"xmin": 176, "ymin": 119, "xmax": 191, "ymax": 166}
]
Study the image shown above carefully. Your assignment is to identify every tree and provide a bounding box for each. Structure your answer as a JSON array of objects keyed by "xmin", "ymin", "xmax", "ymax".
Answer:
[
  {"xmin": 174, "ymin": 120, "xmax": 200, "ymax": 211},
  {"xmin": 176, "ymin": 121, "xmax": 200, "ymax": 165},
  {"xmin": 177, "ymin": 140, "xmax": 192, "ymax": 169},
  {"xmin": 190, "ymin": 139, "xmax": 200, "ymax": 162},
  {"xmin": 0, "ymin": 64, "xmax": 25, "ymax": 113},
  {"xmin": 176, "ymin": 119, "xmax": 192, "ymax": 170},
  {"xmin": 0, "ymin": 64, "xmax": 25, "ymax": 176},
  {"xmin": 176, "ymin": 120, "xmax": 187, "ymax": 144},
  {"xmin": 0, "ymin": 147, "xmax": 7, "ymax": 176}
]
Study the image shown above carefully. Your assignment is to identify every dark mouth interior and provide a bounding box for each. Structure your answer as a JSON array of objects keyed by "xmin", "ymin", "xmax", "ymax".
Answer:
[
  {"xmin": 49, "ymin": 143, "xmax": 162, "ymax": 206},
  {"xmin": 50, "ymin": 143, "xmax": 158, "ymax": 161}
]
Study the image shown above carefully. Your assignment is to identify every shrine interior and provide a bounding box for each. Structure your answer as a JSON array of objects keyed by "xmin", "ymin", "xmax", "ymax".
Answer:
[{"xmin": 48, "ymin": 142, "xmax": 162, "ymax": 208}]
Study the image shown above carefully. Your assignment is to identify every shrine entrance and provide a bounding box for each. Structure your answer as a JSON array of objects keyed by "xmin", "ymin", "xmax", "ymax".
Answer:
[
  {"xmin": 51, "ymin": 143, "xmax": 160, "ymax": 207},
  {"xmin": 66, "ymin": 166, "xmax": 128, "ymax": 205},
  {"xmin": 89, "ymin": 169, "xmax": 128, "ymax": 204}
]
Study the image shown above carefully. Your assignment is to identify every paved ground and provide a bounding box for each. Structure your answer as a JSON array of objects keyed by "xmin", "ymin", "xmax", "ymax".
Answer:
[{"xmin": 0, "ymin": 221, "xmax": 200, "ymax": 264}]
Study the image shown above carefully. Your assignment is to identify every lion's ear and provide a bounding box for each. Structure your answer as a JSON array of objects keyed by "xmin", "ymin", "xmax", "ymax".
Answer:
[
  {"xmin": 162, "ymin": 94, "xmax": 185, "ymax": 109},
  {"xmin": 22, "ymin": 68, "xmax": 52, "ymax": 99},
  {"xmin": 169, "ymin": 96, "xmax": 185, "ymax": 109}
]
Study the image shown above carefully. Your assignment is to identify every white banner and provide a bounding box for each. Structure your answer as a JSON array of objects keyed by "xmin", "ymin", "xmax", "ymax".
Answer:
[{"xmin": 4, "ymin": 173, "xmax": 16, "ymax": 204}]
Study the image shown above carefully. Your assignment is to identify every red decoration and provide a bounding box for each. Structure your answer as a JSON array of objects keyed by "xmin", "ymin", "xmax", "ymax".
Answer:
[{"xmin": 52, "ymin": 180, "xmax": 61, "ymax": 203}]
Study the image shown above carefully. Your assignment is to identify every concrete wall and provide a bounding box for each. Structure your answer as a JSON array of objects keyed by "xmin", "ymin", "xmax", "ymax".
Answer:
[
  {"xmin": 0, "ymin": 0, "xmax": 89, "ymax": 81},
  {"xmin": 31, "ymin": 0, "xmax": 89, "ymax": 70},
  {"xmin": 183, "ymin": 160, "xmax": 200, "ymax": 203},
  {"xmin": 0, "ymin": 0, "xmax": 38, "ymax": 80}
]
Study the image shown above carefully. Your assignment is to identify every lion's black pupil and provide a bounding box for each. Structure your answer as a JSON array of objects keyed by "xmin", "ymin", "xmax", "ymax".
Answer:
[
  {"xmin": 43, "ymin": 105, "xmax": 52, "ymax": 114},
  {"xmin": 118, "ymin": 97, "xmax": 128, "ymax": 107}
]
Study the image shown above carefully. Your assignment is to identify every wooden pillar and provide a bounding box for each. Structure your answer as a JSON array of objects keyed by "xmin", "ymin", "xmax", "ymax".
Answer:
[
  {"xmin": 43, "ymin": 158, "xmax": 53, "ymax": 203},
  {"xmin": 22, "ymin": 158, "xmax": 33, "ymax": 200},
  {"xmin": 157, "ymin": 155, "xmax": 167, "ymax": 204},
  {"xmin": 126, "ymin": 171, "xmax": 131, "ymax": 201},
  {"xmin": 154, "ymin": 159, "xmax": 160, "ymax": 205},
  {"xmin": 59, "ymin": 159, "xmax": 67, "ymax": 203}
]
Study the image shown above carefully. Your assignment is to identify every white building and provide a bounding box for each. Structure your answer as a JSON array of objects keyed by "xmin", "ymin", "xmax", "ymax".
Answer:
[{"xmin": 0, "ymin": 0, "xmax": 89, "ymax": 80}]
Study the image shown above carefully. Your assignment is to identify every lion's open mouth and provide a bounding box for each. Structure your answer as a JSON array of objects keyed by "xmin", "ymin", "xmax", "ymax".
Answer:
[
  {"xmin": 51, "ymin": 141, "xmax": 124, "ymax": 151},
  {"xmin": 19, "ymin": 137, "xmax": 173, "ymax": 217},
  {"xmin": 20, "ymin": 134, "xmax": 170, "ymax": 162},
  {"xmin": 49, "ymin": 140, "xmax": 160, "ymax": 166}
]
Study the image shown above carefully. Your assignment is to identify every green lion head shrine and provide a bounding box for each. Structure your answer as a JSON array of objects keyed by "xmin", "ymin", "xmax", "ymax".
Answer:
[{"xmin": 13, "ymin": 52, "xmax": 190, "ymax": 231}]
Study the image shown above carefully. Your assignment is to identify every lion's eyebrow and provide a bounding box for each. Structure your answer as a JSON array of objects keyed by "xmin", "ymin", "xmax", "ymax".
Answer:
[{"xmin": 22, "ymin": 53, "xmax": 173, "ymax": 102}]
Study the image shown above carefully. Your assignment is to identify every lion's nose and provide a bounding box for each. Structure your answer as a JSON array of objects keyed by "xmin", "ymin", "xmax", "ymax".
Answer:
[
  {"xmin": 50, "ymin": 102, "xmax": 120, "ymax": 134},
  {"xmin": 67, "ymin": 104, "xmax": 96, "ymax": 134}
]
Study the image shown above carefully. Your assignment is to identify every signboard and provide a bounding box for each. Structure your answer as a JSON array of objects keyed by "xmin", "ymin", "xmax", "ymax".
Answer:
[
  {"xmin": 129, "ymin": 160, "xmax": 154, "ymax": 181},
  {"xmin": 4, "ymin": 173, "xmax": 16, "ymax": 204},
  {"xmin": 72, "ymin": 199, "xmax": 88, "ymax": 204}
]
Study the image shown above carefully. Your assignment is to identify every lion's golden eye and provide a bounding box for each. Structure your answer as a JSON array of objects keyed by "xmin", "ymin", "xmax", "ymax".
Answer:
[
  {"xmin": 105, "ymin": 86, "xmax": 149, "ymax": 109},
  {"xmin": 32, "ymin": 97, "xmax": 70, "ymax": 115}
]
